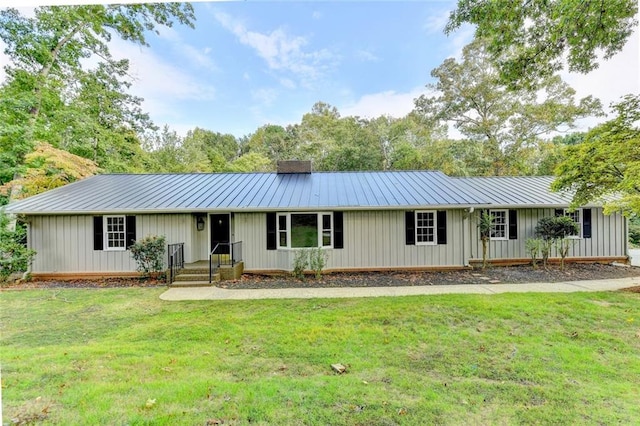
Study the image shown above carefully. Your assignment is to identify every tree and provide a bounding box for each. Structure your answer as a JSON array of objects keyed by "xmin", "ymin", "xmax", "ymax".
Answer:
[
  {"xmin": 552, "ymin": 95, "xmax": 640, "ymax": 215},
  {"xmin": 0, "ymin": 211, "xmax": 36, "ymax": 282},
  {"xmin": 477, "ymin": 210, "xmax": 493, "ymax": 270},
  {"xmin": 534, "ymin": 216, "xmax": 579, "ymax": 270},
  {"xmin": 0, "ymin": 142, "xmax": 99, "ymax": 200},
  {"xmin": 414, "ymin": 39, "xmax": 601, "ymax": 175},
  {"xmin": 446, "ymin": 0, "xmax": 638, "ymax": 89},
  {"xmin": 0, "ymin": 4, "xmax": 195, "ymax": 190}
]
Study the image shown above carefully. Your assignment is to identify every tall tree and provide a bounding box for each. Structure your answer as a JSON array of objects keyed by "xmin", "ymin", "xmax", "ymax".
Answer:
[
  {"xmin": 446, "ymin": 0, "xmax": 638, "ymax": 89},
  {"xmin": 0, "ymin": 4, "xmax": 195, "ymax": 189},
  {"xmin": 552, "ymin": 95, "xmax": 640, "ymax": 215},
  {"xmin": 414, "ymin": 40, "xmax": 601, "ymax": 176}
]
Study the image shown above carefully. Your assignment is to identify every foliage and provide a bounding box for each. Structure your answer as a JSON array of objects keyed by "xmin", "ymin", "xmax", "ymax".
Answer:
[
  {"xmin": 2, "ymin": 289, "xmax": 640, "ymax": 424},
  {"xmin": 554, "ymin": 238, "xmax": 576, "ymax": 271},
  {"xmin": 129, "ymin": 235, "xmax": 166, "ymax": 276},
  {"xmin": 630, "ymin": 216, "xmax": 640, "ymax": 247},
  {"xmin": 414, "ymin": 39, "xmax": 601, "ymax": 176},
  {"xmin": 477, "ymin": 210, "xmax": 493, "ymax": 269},
  {"xmin": 0, "ymin": 4, "xmax": 195, "ymax": 189},
  {"xmin": 308, "ymin": 247, "xmax": 328, "ymax": 279},
  {"xmin": 534, "ymin": 216, "xmax": 579, "ymax": 268},
  {"xmin": 0, "ymin": 212, "xmax": 36, "ymax": 282},
  {"xmin": 0, "ymin": 142, "xmax": 99, "ymax": 199},
  {"xmin": 225, "ymin": 152, "xmax": 274, "ymax": 173},
  {"xmin": 291, "ymin": 250, "xmax": 308, "ymax": 280},
  {"xmin": 446, "ymin": 0, "xmax": 638, "ymax": 89},
  {"xmin": 552, "ymin": 95, "xmax": 640, "ymax": 215},
  {"xmin": 525, "ymin": 238, "xmax": 543, "ymax": 269}
]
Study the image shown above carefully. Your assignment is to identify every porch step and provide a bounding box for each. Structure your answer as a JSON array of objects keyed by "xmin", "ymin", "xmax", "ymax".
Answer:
[
  {"xmin": 169, "ymin": 279, "xmax": 217, "ymax": 288},
  {"xmin": 174, "ymin": 273, "xmax": 213, "ymax": 281}
]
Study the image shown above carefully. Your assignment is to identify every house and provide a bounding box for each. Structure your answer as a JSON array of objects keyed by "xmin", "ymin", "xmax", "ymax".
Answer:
[{"xmin": 3, "ymin": 161, "xmax": 629, "ymax": 280}]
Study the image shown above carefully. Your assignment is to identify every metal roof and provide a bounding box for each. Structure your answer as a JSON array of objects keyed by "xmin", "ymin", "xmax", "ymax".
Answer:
[
  {"xmin": 4, "ymin": 171, "xmax": 493, "ymax": 215},
  {"xmin": 454, "ymin": 176, "xmax": 576, "ymax": 207}
]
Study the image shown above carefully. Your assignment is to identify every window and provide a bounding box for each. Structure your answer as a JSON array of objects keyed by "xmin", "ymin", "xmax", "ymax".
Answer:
[
  {"xmin": 490, "ymin": 210, "xmax": 507, "ymax": 240},
  {"xmin": 105, "ymin": 216, "xmax": 126, "ymax": 250},
  {"xmin": 564, "ymin": 208, "xmax": 582, "ymax": 238},
  {"xmin": 277, "ymin": 212, "xmax": 333, "ymax": 248},
  {"xmin": 415, "ymin": 211, "xmax": 436, "ymax": 245}
]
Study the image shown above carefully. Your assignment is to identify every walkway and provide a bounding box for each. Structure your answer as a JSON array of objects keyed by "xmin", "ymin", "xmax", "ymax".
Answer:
[{"xmin": 160, "ymin": 276, "xmax": 640, "ymax": 301}]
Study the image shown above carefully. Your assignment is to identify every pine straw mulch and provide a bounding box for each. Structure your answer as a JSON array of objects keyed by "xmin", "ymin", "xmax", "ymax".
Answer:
[{"xmin": 3, "ymin": 263, "xmax": 640, "ymax": 293}]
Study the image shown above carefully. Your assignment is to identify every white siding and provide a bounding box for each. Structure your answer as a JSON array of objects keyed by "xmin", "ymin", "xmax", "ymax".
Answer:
[
  {"xmin": 29, "ymin": 214, "xmax": 198, "ymax": 273},
  {"xmin": 235, "ymin": 210, "xmax": 466, "ymax": 271},
  {"xmin": 468, "ymin": 208, "xmax": 626, "ymax": 261}
]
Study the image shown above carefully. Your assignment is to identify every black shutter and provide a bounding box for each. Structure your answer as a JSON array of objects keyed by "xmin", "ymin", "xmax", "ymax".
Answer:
[
  {"xmin": 93, "ymin": 216, "xmax": 103, "ymax": 251},
  {"xmin": 582, "ymin": 208, "xmax": 592, "ymax": 238},
  {"xmin": 266, "ymin": 212, "xmax": 277, "ymax": 250},
  {"xmin": 405, "ymin": 211, "xmax": 415, "ymax": 245},
  {"xmin": 126, "ymin": 216, "xmax": 136, "ymax": 249},
  {"xmin": 508, "ymin": 210, "xmax": 518, "ymax": 240},
  {"xmin": 555, "ymin": 209, "xmax": 563, "ymax": 217},
  {"xmin": 333, "ymin": 211, "xmax": 344, "ymax": 249},
  {"xmin": 437, "ymin": 210, "xmax": 447, "ymax": 244}
]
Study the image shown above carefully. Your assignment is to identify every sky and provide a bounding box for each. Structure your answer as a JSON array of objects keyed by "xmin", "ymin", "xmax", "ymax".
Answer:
[{"xmin": 0, "ymin": 0, "xmax": 638, "ymax": 138}]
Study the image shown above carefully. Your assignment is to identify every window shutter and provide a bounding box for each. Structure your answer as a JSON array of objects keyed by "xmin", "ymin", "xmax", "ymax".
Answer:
[
  {"xmin": 405, "ymin": 211, "xmax": 415, "ymax": 245},
  {"xmin": 266, "ymin": 213, "xmax": 277, "ymax": 250},
  {"xmin": 333, "ymin": 211, "xmax": 344, "ymax": 249},
  {"xmin": 436, "ymin": 210, "xmax": 447, "ymax": 244},
  {"xmin": 554, "ymin": 209, "xmax": 563, "ymax": 217},
  {"xmin": 125, "ymin": 216, "xmax": 136, "ymax": 249},
  {"xmin": 508, "ymin": 210, "xmax": 518, "ymax": 240},
  {"xmin": 93, "ymin": 216, "xmax": 103, "ymax": 251},
  {"xmin": 582, "ymin": 208, "xmax": 592, "ymax": 238}
]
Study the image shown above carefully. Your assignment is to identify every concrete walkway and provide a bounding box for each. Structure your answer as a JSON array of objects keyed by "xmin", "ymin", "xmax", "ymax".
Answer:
[{"xmin": 160, "ymin": 276, "xmax": 640, "ymax": 301}]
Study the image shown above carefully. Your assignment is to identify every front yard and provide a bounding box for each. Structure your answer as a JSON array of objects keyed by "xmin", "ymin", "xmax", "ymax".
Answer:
[{"xmin": 1, "ymin": 288, "xmax": 639, "ymax": 425}]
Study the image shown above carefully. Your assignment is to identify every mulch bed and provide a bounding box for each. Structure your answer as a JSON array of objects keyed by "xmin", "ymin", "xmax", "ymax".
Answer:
[{"xmin": 3, "ymin": 263, "xmax": 640, "ymax": 292}]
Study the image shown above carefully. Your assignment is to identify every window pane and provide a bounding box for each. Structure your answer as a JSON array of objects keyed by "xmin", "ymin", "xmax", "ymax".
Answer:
[
  {"xmin": 323, "ymin": 214, "xmax": 331, "ymax": 230},
  {"xmin": 291, "ymin": 214, "xmax": 318, "ymax": 248},
  {"xmin": 322, "ymin": 231, "xmax": 331, "ymax": 246},
  {"xmin": 279, "ymin": 231, "xmax": 287, "ymax": 247},
  {"xmin": 416, "ymin": 212, "xmax": 435, "ymax": 243},
  {"xmin": 279, "ymin": 215, "xmax": 287, "ymax": 230}
]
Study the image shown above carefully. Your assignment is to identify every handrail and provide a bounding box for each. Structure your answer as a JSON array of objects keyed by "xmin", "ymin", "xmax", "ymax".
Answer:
[
  {"xmin": 209, "ymin": 241, "xmax": 243, "ymax": 283},
  {"xmin": 167, "ymin": 243, "xmax": 184, "ymax": 285}
]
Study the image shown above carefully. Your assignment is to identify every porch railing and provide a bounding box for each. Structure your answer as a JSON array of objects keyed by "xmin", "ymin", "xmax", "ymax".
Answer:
[
  {"xmin": 209, "ymin": 241, "xmax": 243, "ymax": 283},
  {"xmin": 167, "ymin": 243, "xmax": 184, "ymax": 285}
]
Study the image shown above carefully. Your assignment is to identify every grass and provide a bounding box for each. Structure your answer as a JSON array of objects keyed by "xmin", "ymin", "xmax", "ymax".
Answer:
[{"xmin": 1, "ymin": 288, "xmax": 639, "ymax": 425}]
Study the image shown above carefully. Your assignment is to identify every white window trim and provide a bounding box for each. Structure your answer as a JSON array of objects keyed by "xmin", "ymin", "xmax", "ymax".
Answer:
[
  {"xmin": 564, "ymin": 208, "xmax": 583, "ymax": 239},
  {"xmin": 104, "ymin": 215, "xmax": 127, "ymax": 251},
  {"xmin": 277, "ymin": 212, "xmax": 333, "ymax": 249},
  {"xmin": 415, "ymin": 210, "xmax": 437, "ymax": 246},
  {"xmin": 489, "ymin": 209, "xmax": 508, "ymax": 241}
]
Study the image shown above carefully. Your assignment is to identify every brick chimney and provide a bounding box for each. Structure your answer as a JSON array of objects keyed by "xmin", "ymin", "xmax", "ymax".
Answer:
[{"xmin": 276, "ymin": 160, "xmax": 312, "ymax": 174}]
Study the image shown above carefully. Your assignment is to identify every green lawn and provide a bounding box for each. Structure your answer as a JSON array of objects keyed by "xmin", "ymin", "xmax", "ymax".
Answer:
[{"xmin": 1, "ymin": 288, "xmax": 639, "ymax": 425}]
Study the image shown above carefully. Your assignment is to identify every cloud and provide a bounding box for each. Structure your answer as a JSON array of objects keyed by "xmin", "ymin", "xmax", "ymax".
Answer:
[
  {"xmin": 340, "ymin": 87, "xmax": 427, "ymax": 119},
  {"xmin": 156, "ymin": 26, "xmax": 217, "ymax": 72},
  {"xmin": 251, "ymin": 87, "xmax": 278, "ymax": 106},
  {"xmin": 423, "ymin": 9, "xmax": 450, "ymax": 34},
  {"xmin": 355, "ymin": 49, "xmax": 379, "ymax": 62},
  {"xmin": 213, "ymin": 11, "xmax": 337, "ymax": 86},
  {"xmin": 312, "ymin": 11, "xmax": 322, "ymax": 20}
]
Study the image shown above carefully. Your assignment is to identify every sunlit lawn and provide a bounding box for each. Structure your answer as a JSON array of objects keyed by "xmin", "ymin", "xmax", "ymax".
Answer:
[{"xmin": 1, "ymin": 287, "xmax": 639, "ymax": 425}]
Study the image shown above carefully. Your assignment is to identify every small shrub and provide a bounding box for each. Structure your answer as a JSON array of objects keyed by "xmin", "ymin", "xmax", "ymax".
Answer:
[
  {"xmin": 477, "ymin": 210, "xmax": 494, "ymax": 270},
  {"xmin": 308, "ymin": 247, "xmax": 328, "ymax": 279},
  {"xmin": 292, "ymin": 250, "xmax": 308, "ymax": 280},
  {"xmin": 0, "ymin": 212, "xmax": 36, "ymax": 283},
  {"xmin": 534, "ymin": 216, "xmax": 579, "ymax": 269},
  {"xmin": 555, "ymin": 237, "xmax": 576, "ymax": 271},
  {"xmin": 129, "ymin": 235, "xmax": 166, "ymax": 276},
  {"xmin": 525, "ymin": 238, "xmax": 543, "ymax": 269}
]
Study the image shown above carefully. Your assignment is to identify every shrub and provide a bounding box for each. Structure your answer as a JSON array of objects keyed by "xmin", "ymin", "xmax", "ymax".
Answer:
[
  {"xmin": 0, "ymin": 212, "xmax": 36, "ymax": 283},
  {"xmin": 292, "ymin": 250, "xmax": 308, "ymax": 280},
  {"xmin": 477, "ymin": 210, "xmax": 494, "ymax": 270},
  {"xmin": 129, "ymin": 235, "xmax": 166, "ymax": 276},
  {"xmin": 525, "ymin": 238, "xmax": 543, "ymax": 269},
  {"xmin": 308, "ymin": 247, "xmax": 328, "ymax": 279},
  {"xmin": 629, "ymin": 217, "xmax": 640, "ymax": 247},
  {"xmin": 534, "ymin": 216, "xmax": 579, "ymax": 269}
]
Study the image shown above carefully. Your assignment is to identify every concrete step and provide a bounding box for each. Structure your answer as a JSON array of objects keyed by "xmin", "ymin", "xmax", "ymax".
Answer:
[
  {"xmin": 179, "ymin": 267, "xmax": 211, "ymax": 275},
  {"xmin": 169, "ymin": 280, "xmax": 215, "ymax": 288},
  {"xmin": 174, "ymin": 273, "xmax": 213, "ymax": 282}
]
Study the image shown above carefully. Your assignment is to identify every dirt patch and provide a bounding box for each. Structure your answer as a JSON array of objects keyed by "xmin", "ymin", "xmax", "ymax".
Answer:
[
  {"xmin": 3, "ymin": 263, "xmax": 640, "ymax": 290},
  {"xmin": 221, "ymin": 263, "xmax": 640, "ymax": 290}
]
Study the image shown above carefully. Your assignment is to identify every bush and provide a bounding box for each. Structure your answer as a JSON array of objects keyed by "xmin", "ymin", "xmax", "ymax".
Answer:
[
  {"xmin": 308, "ymin": 247, "xmax": 328, "ymax": 279},
  {"xmin": 129, "ymin": 235, "xmax": 166, "ymax": 276},
  {"xmin": 0, "ymin": 212, "xmax": 36, "ymax": 282},
  {"xmin": 525, "ymin": 238, "xmax": 543, "ymax": 269},
  {"xmin": 292, "ymin": 250, "xmax": 308, "ymax": 280},
  {"xmin": 534, "ymin": 216, "xmax": 579, "ymax": 269}
]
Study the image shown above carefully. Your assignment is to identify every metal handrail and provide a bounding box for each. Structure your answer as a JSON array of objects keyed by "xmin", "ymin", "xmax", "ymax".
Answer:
[
  {"xmin": 167, "ymin": 243, "xmax": 184, "ymax": 284},
  {"xmin": 209, "ymin": 241, "xmax": 243, "ymax": 283}
]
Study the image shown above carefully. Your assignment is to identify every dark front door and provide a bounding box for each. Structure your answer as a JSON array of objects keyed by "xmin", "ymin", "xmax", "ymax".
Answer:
[{"xmin": 210, "ymin": 214, "xmax": 230, "ymax": 254}]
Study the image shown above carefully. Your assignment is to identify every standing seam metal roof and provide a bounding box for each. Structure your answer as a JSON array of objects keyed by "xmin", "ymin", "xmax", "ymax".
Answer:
[{"xmin": 4, "ymin": 171, "xmax": 584, "ymax": 215}]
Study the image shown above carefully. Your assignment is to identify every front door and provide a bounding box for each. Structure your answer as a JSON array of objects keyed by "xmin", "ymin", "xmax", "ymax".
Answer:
[{"xmin": 210, "ymin": 214, "xmax": 230, "ymax": 254}]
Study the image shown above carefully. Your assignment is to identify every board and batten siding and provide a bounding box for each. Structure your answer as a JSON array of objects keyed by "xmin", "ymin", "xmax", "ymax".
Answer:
[
  {"xmin": 235, "ymin": 210, "xmax": 466, "ymax": 271},
  {"xmin": 28, "ymin": 214, "xmax": 197, "ymax": 273},
  {"xmin": 468, "ymin": 208, "xmax": 626, "ymax": 261}
]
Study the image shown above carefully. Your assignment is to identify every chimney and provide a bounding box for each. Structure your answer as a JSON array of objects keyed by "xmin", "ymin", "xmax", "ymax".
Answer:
[{"xmin": 276, "ymin": 160, "xmax": 312, "ymax": 174}]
